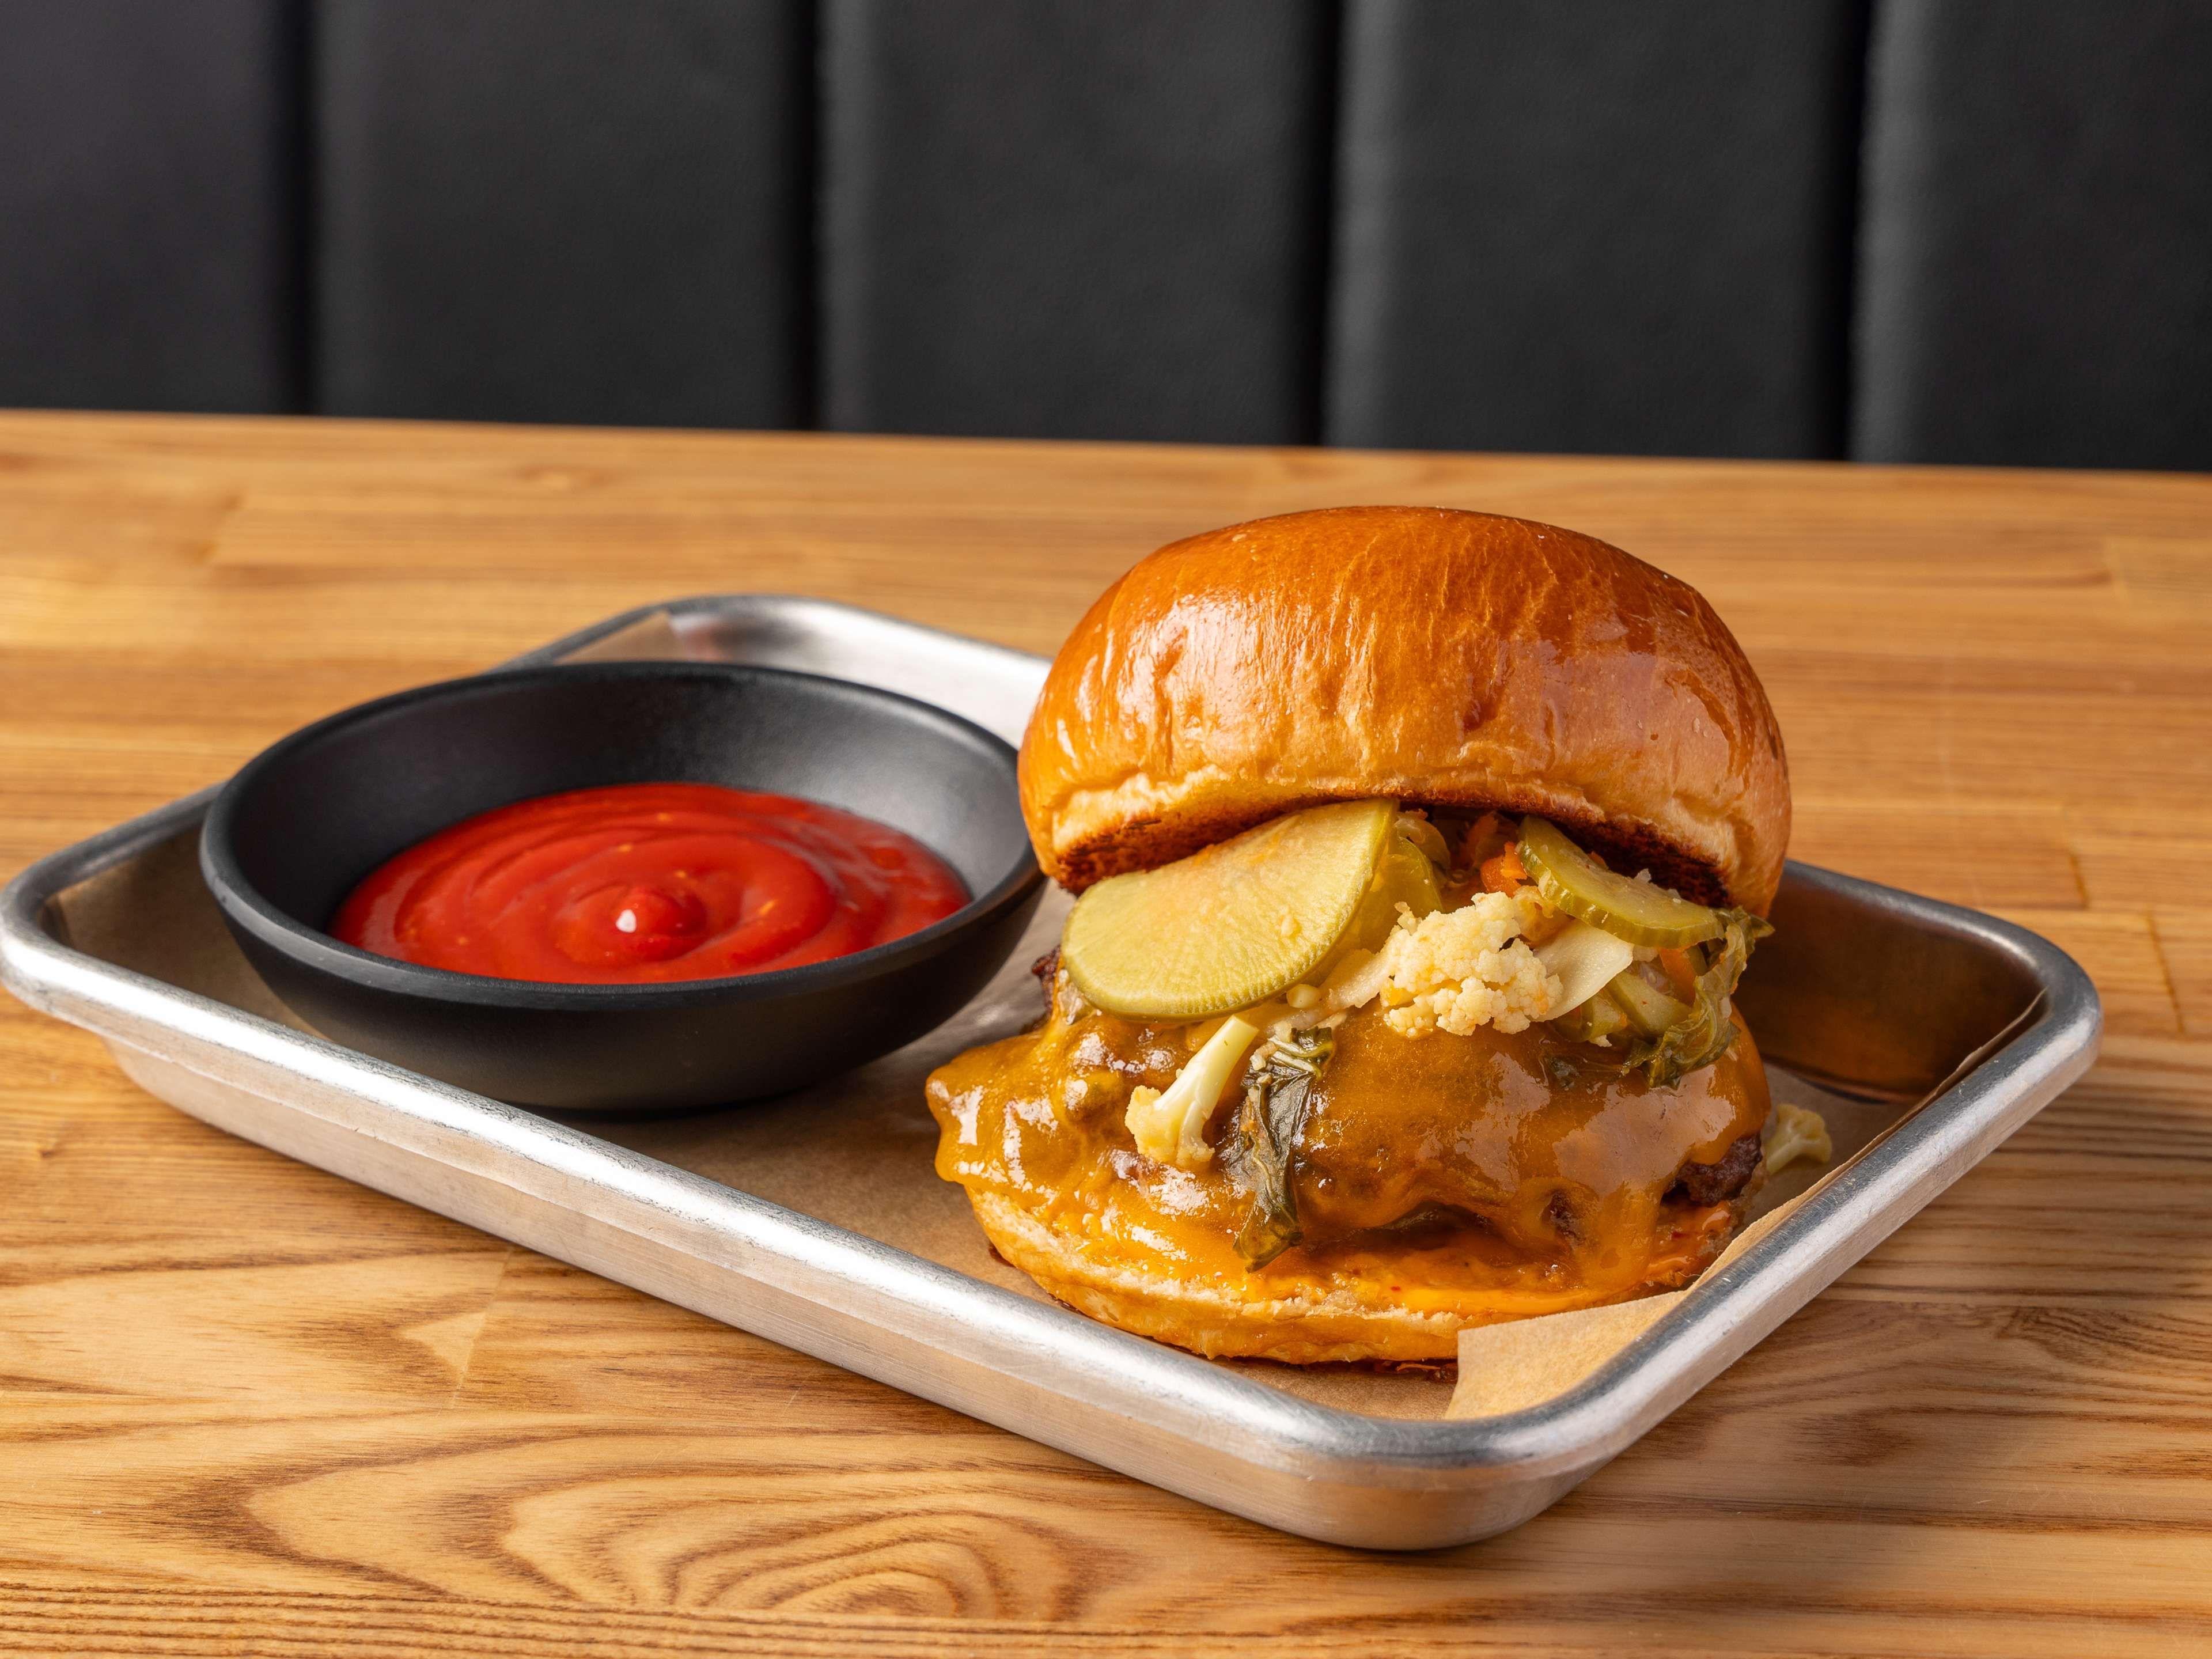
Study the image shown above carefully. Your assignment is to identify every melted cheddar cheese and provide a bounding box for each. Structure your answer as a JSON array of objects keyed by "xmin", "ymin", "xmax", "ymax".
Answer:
[{"xmin": 925, "ymin": 986, "xmax": 1772, "ymax": 1330}]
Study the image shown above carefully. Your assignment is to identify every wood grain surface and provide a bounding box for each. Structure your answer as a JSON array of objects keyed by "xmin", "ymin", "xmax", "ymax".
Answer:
[{"xmin": 3, "ymin": 412, "xmax": 2210, "ymax": 1656}]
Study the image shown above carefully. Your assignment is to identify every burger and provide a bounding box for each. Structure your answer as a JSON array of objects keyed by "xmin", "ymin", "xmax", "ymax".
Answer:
[{"xmin": 925, "ymin": 506, "xmax": 1793, "ymax": 1363}]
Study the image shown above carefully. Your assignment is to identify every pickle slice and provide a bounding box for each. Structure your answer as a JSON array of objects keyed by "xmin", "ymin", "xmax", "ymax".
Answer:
[
  {"xmin": 1517, "ymin": 817, "xmax": 1726, "ymax": 949},
  {"xmin": 1062, "ymin": 799, "xmax": 1397, "ymax": 1019}
]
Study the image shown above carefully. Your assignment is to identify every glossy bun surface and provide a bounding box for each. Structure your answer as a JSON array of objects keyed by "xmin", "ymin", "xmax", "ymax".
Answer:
[{"xmin": 1018, "ymin": 506, "xmax": 1790, "ymax": 912}]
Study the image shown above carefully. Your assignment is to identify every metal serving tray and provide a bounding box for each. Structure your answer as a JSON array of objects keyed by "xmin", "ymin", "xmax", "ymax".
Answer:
[{"xmin": 0, "ymin": 595, "xmax": 2103, "ymax": 1550}]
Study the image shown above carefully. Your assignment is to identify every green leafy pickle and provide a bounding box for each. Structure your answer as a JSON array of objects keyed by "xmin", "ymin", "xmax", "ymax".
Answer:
[
  {"xmin": 1224, "ymin": 1026, "xmax": 1334, "ymax": 1268},
  {"xmin": 1611, "ymin": 908, "xmax": 1773, "ymax": 1088}
]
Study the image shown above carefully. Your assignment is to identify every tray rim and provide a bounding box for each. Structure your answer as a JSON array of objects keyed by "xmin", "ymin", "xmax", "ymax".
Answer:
[{"xmin": 0, "ymin": 593, "xmax": 2105, "ymax": 1542}]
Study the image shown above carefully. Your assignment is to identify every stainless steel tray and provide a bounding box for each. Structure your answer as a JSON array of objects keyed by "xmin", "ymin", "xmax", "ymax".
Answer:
[{"xmin": 0, "ymin": 594, "xmax": 2103, "ymax": 1550}]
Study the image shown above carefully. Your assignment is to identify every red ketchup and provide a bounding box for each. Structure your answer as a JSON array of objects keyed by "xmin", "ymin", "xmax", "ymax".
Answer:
[{"xmin": 331, "ymin": 783, "xmax": 968, "ymax": 985}]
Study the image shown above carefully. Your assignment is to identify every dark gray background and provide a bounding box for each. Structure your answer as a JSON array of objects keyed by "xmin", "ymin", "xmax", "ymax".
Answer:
[{"xmin": 3, "ymin": 0, "xmax": 2206, "ymax": 469}]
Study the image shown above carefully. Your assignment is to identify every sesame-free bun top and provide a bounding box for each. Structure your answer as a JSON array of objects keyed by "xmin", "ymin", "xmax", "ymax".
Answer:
[{"xmin": 1018, "ymin": 505, "xmax": 1790, "ymax": 914}]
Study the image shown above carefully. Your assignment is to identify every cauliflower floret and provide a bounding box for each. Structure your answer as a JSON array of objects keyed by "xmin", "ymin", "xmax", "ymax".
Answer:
[
  {"xmin": 1370, "ymin": 889, "xmax": 1562, "ymax": 1037},
  {"xmin": 1763, "ymin": 1101, "xmax": 1833, "ymax": 1175}
]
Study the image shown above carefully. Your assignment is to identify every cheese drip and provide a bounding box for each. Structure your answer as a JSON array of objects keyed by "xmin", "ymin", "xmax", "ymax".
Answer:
[{"xmin": 925, "ymin": 984, "xmax": 1771, "ymax": 1319}]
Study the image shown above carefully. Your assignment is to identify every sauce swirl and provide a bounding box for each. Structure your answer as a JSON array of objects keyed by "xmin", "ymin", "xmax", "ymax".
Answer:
[{"xmin": 332, "ymin": 782, "xmax": 968, "ymax": 985}]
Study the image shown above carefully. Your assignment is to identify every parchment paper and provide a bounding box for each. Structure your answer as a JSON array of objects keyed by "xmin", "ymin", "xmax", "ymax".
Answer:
[{"xmin": 52, "ymin": 830, "xmax": 1884, "ymax": 1425}]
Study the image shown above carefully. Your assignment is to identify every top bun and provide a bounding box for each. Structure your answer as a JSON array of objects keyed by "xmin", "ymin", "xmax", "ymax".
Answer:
[{"xmin": 1018, "ymin": 506, "xmax": 1790, "ymax": 913}]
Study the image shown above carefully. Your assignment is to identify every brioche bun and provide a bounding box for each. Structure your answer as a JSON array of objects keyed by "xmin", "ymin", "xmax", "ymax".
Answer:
[
  {"xmin": 1018, "ymin": 506, "xmax": 1789, "ymax": 913},
  {"xmin": 970, "ymin": 1192, "xmax": 1479, "ymax": 1363}
]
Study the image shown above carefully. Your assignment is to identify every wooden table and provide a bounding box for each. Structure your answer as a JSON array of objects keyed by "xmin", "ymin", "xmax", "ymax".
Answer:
[{"xmin": 4, "ymin": 412, "xmax": 2209, "ymax": 1656}]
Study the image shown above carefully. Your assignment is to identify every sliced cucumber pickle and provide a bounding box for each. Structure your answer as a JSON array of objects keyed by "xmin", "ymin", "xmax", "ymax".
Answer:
[
  {"xmin": 1062, "ymin": 799, "xmax": 1399, "ymax": 1020},
  {"xmin": 1517, "ymin": 816, "xmax": 1725, "ymax": 949}
]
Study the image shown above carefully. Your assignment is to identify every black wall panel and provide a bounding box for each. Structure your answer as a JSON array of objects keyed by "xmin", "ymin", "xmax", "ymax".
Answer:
[
  {"xmin": 820, "ymin": 0, "xmax": 1334, "ymax": 445},
  {"xmin": 0, "ymin": 1, "xmax": 300, "ymax": 414},
  {"xmin": 7, "ymin": 4, "xmax": 2207, "ymax": 471},
  {"xmin": 1855, "ymin": 1, "xmax": 2212, "ymax": 471},
  {"xmin": 1328, "ymin": 0, "xmax": 1865, "ymax": 460},
  {"xmin": 316, "ymin": 0, "xmax": 809, "ymax": 429}
]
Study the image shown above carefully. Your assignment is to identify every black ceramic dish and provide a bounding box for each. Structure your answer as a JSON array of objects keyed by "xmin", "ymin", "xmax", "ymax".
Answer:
[{"xmin": 199, "ymin": 661, "xmax": 1045, "ymax": 1113}]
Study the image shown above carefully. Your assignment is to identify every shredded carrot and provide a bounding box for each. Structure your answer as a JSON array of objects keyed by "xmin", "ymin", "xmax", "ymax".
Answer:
[
  {"xmin": 1656, "ymin": 947, "xmax": 1698, "ymax": 999},
  {"xmin": 1479, "ymin": 844, "xmax": 1529, "ymax": 895}
]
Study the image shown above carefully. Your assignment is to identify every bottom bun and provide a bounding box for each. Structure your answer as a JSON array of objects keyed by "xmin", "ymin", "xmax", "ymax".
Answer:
[{"xmin": 969, "ymin": 1190, "xmax": 1736, "ymax": 1366}]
